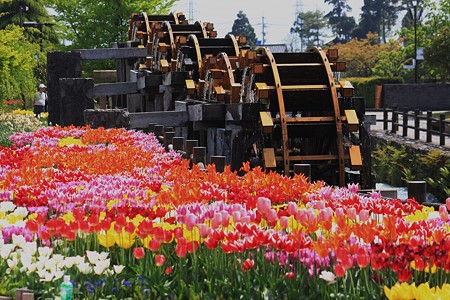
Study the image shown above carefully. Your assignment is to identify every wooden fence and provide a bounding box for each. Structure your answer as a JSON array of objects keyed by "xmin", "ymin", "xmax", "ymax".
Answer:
[{"xmin": 378, "ymin": 107, "xmax": 450, "ymax": 147}]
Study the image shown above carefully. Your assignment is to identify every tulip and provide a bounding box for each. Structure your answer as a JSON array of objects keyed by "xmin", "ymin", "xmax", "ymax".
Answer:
[
  {"xmin": 155, "ymin": 254, "xmax": 165, "ymax": 267},
  {"xmin": 446, "ymin": 197, "xmax": 450, "ymax": 211},
  {"xmin": 133, "ymin": 247, "xmax": 145, "ymax": 259},
  {"xmin": 347, "ymin": 207, "xmax": 357, "ymax": 221},
  {"xmin": 319, "ymin": 270, "xmax": 336, "ymax": 284},
  {"xmin": 257, "ymin": 197, "xmax": 271, "ymax": 214}
]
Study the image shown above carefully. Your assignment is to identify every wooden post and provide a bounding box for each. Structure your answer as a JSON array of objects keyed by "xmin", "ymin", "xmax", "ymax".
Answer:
[
  {"xmin": 439, "ymin": 114, "xmax": 445, "ymax": 146},
  {"xmin": 164, "ymin": 131, "xmax": 175, "ymax": 151},
  {"xmin": 210, "ymin": 156, "xmax": 226, "ymax": 172},
  {"xmin": 146, "ymin": 123, "xmax": 157, "ymax": 133},
  {"xmin": 414, "ymin": 109, "xmax": 420, "ymax": 140},
  {"xmin": 164, "ymin": 126, "xmax": 174, "ymax": 132},
  {"xmin": 172, "ymin": 137, "xmax": 185, "ymax": 152},
  {"xmin": 15, "ymin": 289, "xmax": 33, "ymax": 300},
  {"xmin": 22, "ymin": 293, "xmax": 34, "ymax": 300},
  {"xmin": 402, "ymin": 108, "xmax": 408, "ymax": 137},
  {"xmin": 426, "ymin": 111, "xmax": 432, "ymax": 143},
  {"xmin": 185, "ymin": 140, "xmax": 198, "ymax": 161},
  {"xmin": 293, "ymin": 164, "xmax": 311, "ymax": 180},
  {"xmin": 391, "ymin": 109, "xmax": 398, "ymax": 133},
  {"xmin": 408, "ymin": 181, "xmax": 426, "ymax": 204},
  {"xmin": 383, "ymin": 107, "xmax": 389, "ymax": 130},
  {"xmin": 193, "ymin": 147, "xmax": 206, "ymax": 165},
  {"xmin": 154, "ymin": 125, "xmax": 164, "ymax": 144}
]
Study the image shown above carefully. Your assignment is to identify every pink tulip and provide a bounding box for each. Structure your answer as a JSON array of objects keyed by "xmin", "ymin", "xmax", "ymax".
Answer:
[
  {"xmin": 439, "ymin": 205, "xmax": 449, "ymax": 222},
  {"xmin": 266, "ymin": 209, "xmax": 278, "ymax": 223},
  {"xmin": 211, "ymin": 212, "xmax": 222, "ymax": 229},
  {"xmin": 446, "ymin": 197, "xmax": 450, "ymax": 211},
  {"xmin": 232, "ymin": 211, "xmax": 241, "ymax": 223},
  {"xmin": 359, "ymin": 209, "xmax": 370, "ymax": 222},
  {"xmin": 280, "ymin": 216, "xmax": 289, "ymax": 228},
  {"xmin": 347, "ymin": 207, "xmax": 357, "ymax": 221},
  {"xmin": 257, "ymin": 197, "xmax": 271, "ymax": 214},
  {"xmin": 287, "ymin": 202, "xmax": 297, "ymax": 216},
  {"xmin": 196, "ymin": 223, "xmax": 208, "ymax": 237},
  {"xmin": 185, "ymin": 213, "xmax": 197, "ymax": 231},
  {"xmin": 335, "ymin": 207, "xmax": 344, "ymax": 218}
]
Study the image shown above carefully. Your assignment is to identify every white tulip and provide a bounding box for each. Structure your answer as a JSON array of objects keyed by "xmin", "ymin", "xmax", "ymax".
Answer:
[
  {"xmin": 113, "ymin": 265, "xmax": 125, "ymax": 274},
  {"xmin": 38, "ymin": 246, "xmax": 53, "ymax": 257},
  {"xmin": 0, "ymin": 201, "xmax": 16, "ymax": 212},
  {"xmin": 319, "ymin": 270, "xmax": 337, "ymax": 284},
  {"xmin": 13, "ymin": 207, "xmax": 28, "ymax": 218},
  {"xmin": 0, "ymin": 244, "xmax": 15, "ymax": 259},
  {"xmin": 12, "ymin": 234, "xmax": 26, "ymax": 248}
]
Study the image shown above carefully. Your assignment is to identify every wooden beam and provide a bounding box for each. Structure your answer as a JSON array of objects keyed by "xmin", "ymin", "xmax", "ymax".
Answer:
[
  {"xmin": 79, "ymin": 47, "xmax": 147, "ymax": 60},
  {"xmin": 93, "ymin": 82, "xmax": 138, "ymax": 96},
  {"xmin": 130, "ymin": 111, "xmax": 189, "ymax": 128}
]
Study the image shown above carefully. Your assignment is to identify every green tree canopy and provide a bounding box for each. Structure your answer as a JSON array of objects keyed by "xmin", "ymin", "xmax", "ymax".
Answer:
[
  {"xmin": 324, "ymin": 0, "xmax": 356, "ymax": 43},
  {"xmin": 0, "ymin": 25, "xmax": 40, "ymax": 100},
  {"xmin": 291, "ymin": 10, "xmax": 328, "ymax": 50},
  {"xmin": 422, "ymin": 0, "xmax": 450, "ymax": 82},
  {"xmin": 47, "ymin": 0, "xmax": 177, "ymax": 49},
  {"xmin": 331, "ymin": 33, "xmax": 397, "ymax": 77},
  {"xmin": 230, "ymin": 11, "xmax": 257, "ymax": 46},
  {"xmin": 354, "ymin": 0, "xmax": 401, "ymax": 42}
]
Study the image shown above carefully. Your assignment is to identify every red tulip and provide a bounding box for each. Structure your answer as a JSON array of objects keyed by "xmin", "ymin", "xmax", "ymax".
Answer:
[
  {"xmin": 241, "ymin": 258, "xmax": 254, "ymax": 272},
  {"xmin": 356, "ymin": 246, "xmax": 370, "ymax": 268},
  {"xmin": 165, "ymin": 267, "xmax": 173, "ymax": 275},
  {"xmin": 285, "ymin": 271, "xmax": 295, "ymax": 279},
  {"xmin": 334, "ymin": 262, "xmax": 346, "ymax": 277},
  {"xmin": 133, "ymin": 247, "xmax": 145, "ymax": 259},
  {"xmin": 175, "ymin": 237, "xmax": 187, "ymax": 258},
  {"xmin": 148, "ymin": 238, "xmax": 162, "ymax": 252},
  {"xmin": 155, "ymin": 254, "xmax": 165, "ymax": 267}
]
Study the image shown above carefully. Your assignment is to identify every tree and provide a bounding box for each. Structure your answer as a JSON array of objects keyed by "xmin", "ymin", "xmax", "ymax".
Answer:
[
  {"xmin": 421, "ymin": 0, "xmax": 450, "ymax": 82},
  {"xmin": 47, "ymin": 0, "xmax": 176, "ymax": 49},
  {"xmin": 331, "ymin": 33, "xmax": 396, "ymax": 77},
  {"xmin": 0, "ymin": 25, "xmax": 40, "ymax": 101},
  {"xmin": 372, "ymin": 38, "xmax": 409, "ymax": 77},
  {"xmin": 354, "ymin": 0, "xmax": 401, "ymax": 43},
  {"xmin": 324, "ymin": 0, "xmax": 357, "ymax": 43},
  {"xmin": 291, "ymin": 10, "xmax": 328, "ymax": 50},
  {"xmin": 230, "ymin": 11, "xmax": 257, "ymax": 46}
]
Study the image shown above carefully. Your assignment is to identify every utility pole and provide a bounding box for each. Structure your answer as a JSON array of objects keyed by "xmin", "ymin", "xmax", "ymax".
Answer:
[
  {"xmin": 189, "ymin": 0, "xmax": 194, "ymax": 23},
  {"xmin": 294, "ymin": 0, "xmax": 303, "ymax": 51},
  {"xmin": 261, "ymin": 16, "xmax": 267, "ymax": 45}
]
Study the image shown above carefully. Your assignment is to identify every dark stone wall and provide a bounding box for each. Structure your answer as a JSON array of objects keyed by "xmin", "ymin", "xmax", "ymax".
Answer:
[
  {"xmin": 59, "ymin": 78, "xmax": 94, "ymax": 127},
  {"xmin": 47, "ymin": 51, "xmax": 82, "ymax": 125},
  {"xmin": 84, "ymin": 109, "xmax": 130, "ymax": 129},
  {"xmin": 383, "ymin": 84, "xmax": 450, "ymax": 110}
]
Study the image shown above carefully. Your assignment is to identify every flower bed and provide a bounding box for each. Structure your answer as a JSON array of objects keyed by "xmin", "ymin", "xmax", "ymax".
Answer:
[{"xmin": 0, "ymin": 126, "xmax": 449, "ymax": 299}]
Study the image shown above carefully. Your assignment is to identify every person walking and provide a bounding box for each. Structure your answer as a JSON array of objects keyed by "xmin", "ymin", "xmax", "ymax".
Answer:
[{"xmin": 34, "ymin": 83, "xmax": 48, "ymax": 118}]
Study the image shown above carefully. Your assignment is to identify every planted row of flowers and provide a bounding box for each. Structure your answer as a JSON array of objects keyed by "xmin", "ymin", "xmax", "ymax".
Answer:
[{"xmin": 0, "ymin": 126, "xmax": 449, "ymax": 299}]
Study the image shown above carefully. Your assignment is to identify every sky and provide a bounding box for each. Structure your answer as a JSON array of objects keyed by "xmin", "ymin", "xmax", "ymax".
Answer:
[{"xmin": 171, "ymin": 0, "xmax": 365, "ymax": 44}]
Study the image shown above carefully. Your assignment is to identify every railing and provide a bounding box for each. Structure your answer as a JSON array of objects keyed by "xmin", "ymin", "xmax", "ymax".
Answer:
[{"xmin": 378, "ymin": 107, "xmax": 450, "ymax": 147}]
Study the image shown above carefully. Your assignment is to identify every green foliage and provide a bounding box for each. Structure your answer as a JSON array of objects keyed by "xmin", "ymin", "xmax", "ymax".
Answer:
[
  {"xmin": 372, "ymin": 144, "xmax": 412, "ymax": 187},
  {"xmin": 0, "ymin": 112, "xmax": 43, "ymax": 147},
  {"xmin": 0, "ymin": 25, "xmax": 40, "ymax": 100},
  {"xmin": 291, "ymin": 10, "xmax": 328, "ymax": 49},
  {"xmin": 372, "ymin": 143, "xmax": 450, "ymax": 202},
  {"xmin": 230, "ymin": 10, "xmax": 257, "ymax": 46},
  {"xmin": 421, "ymin": 0, "xmax": 450, "ymax": 82},
  {"xmin": 324, "ymin": 0, "xmax": 356, "ymax": 42},
  {"xmin": 344, "ymin": 77, "xmax": 403, "ymax": 108},
  {"xmin": 354, "ymin": 0, "xmax": 402, "ymax": 42},
  {"xmin": 426, "ymin": 167, "xmax": 450, "ymax": 200},
  {"xmin": 372, "ymin": 39, "xmax": 409, "ymax": 78},
  {"xmin": 47, "ymin": 0, "xmax": 177, "ymax": 50}
]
